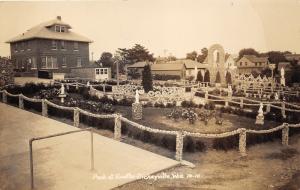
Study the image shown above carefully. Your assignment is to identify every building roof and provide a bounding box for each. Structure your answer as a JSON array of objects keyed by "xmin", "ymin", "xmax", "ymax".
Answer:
[
  {"xmin": 151, "ymin": 63, "xmax": 184, "ymax": 71},
  {"xmin": 127, "ymin": 61, "xmax": 152, "ymax": 68},
  {"xmin": 6, "ymin": 16, "xmax": 92, "ymax": 43},
  {"xmin": 243, "ymin": 55, "xmax": 268, "ymax": 63},
  {"xmin": 277, "ymin": 62, "xmax": 292, "ymax": 71}
]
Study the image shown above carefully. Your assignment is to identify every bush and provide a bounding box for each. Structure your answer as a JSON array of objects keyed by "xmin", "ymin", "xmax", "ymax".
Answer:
[
  {"xmin": 80, "ymin": 114, "xmax": 114, "ymax": 131},
  {"xmin": 212, "ymin": 134, "xmax": 239, "ymax": 151},
  {"xmin": 181, "ymin": 100, "xmax": 196, "ymax": 108},
  {"xmin": 7, "ymin": 96, "xmax": 19, "ymax": 106},
  {"xmin": 204, "ymin": 102, "xmax": 215, "ymax": 110},
  {"xmin": 247, "ymin": 130, "xmax": 282, "ymax": 147},
  {"xmin": 23, "ymin": 100, "xmax": 42, "ymax": 113},
  {"xmin": 48, "ymin": 106, "xmax": 73, "ymax": 120}
]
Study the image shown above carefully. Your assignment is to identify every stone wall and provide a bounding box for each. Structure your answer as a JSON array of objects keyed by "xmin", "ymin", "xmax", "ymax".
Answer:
[{"xmin": 0, "ymin": 57, "xmax": 14, "ymax": 86}]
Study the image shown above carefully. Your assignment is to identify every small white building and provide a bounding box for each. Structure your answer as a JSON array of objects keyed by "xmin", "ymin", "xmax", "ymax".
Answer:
[{"xmin": 70, "ymin": 62, "xmax": 111, "ymax": 81}]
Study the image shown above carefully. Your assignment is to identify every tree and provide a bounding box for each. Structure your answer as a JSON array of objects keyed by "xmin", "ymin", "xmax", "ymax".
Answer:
[
  {"xmin": 97, "ymin": 52, "xmax": 114, "ymax": 68},
  {"xmin": 186, "ymin": 51, "xmax": 198, "ymax": 61},
  {"xmin": 238, "ymin": 48, "xmax": 260, "ymax": 59},
  {"xmin": 167, "ymin": 55, "xmax": 177, "ymax": 61},
  {"xmin": 225, "ymin": 72, "xmax": 232, "ymax": 84},
  {"xmin": 204, "ymin": 71, "xmax": 210, "ymax": 82},
  {"xmin": 117, "ymin": 44, "xmax": 155, "ymax": 65},
  {"xmin": 197, "ymin": 48, "xmax": 208, "ymax": 63},
  {"xmin": 142, "ymin": 64, "xmax": 153, "ymax": 92},
  {"xmin": 196, "ymin": 71, "xmax": 203, "ymax": 82},
  {"xmin": 215, "ymin": 72, "xmax": 221, "ymax": 83},
  {"xmin": 261, "ymin": 68, "xmax": 272, "ymax": 77}
]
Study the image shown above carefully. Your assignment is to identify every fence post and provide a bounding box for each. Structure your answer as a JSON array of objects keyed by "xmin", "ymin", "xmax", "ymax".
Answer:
[
  {"xmin": 239, "ymin": 129, "xmax": 247, "ymax": 156},
  {"xmin": 76, "ymin": 82, "xmax": 79, "ymax": 90},
  {"xmin": 103, "ymin": 85, "xmax": 106, "ymax": 93},
  {"xmin": 73, "ymin": 108, "xmax": 80, "ymax": 128},
  {"xmin": 19, "ymin": 94, "xmax": 24, "ymax": 109},
  {"xmin": 204, "ymin": 91, "xmax": 208, "ymax": 103},
  {"xmin": 225, "ymin": 99, "xmax": 229, "ymax": 107},
  {"xmin": 114, "ymin": 114, "xmax": 122, "ymax": 140},
  {"xmin": 281, "ymin": 102, "xmax": 286, "ymax": 118},
  {"xmin": 266, "ymin": 103, "xmax": 270, "ymax": 113},
  {"xmin": 282, "ymin": 124, "xmax": 289, "ymax": 146},
  {"xmin": 240, "ymin": 98, "xmax": 244, "ymax": 109},
  {"xmin": 2, "ymin": 90, "xmax": 7, "ymax": 103},
  {"xmin": 42, "ymin": 99, "xmax": 48, "ymax": 117},
  {"xmin": 175, "ymin": 131, "xmax": 184, "ymax": 161}
]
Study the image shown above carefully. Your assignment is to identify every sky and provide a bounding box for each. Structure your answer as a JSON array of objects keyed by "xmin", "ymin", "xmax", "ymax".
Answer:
[{"xmin": 0, "ymin": 0, "xmax": 300, "ymax": 60}]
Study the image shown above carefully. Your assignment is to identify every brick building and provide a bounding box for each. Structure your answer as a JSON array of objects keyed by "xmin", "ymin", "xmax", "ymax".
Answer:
[{"xmin": 6, "ymin": 16, "xmax": 92, "ymax": 77}]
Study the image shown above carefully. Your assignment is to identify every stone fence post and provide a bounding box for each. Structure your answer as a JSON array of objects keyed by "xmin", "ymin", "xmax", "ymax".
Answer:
[
  {"xmin": 42, "ymin": 99, "xmax": 48, "ymax": 117},
  {"xmin": 2, "ymin": 91, "xmax": 7, "ymax": 103},
  {"xmin": 266, "ymin": 103, "xmax": 271, "ymax": 113},
  {"xmin": 114, "ymin": 114, "xmax": 122, "ymax": 140},
  {"xmin": 239, "ymin": 129, "xmax": 247, "ymax": 156},
  {"xmin": 240, "ymin": 98, "xmax": 244, "ymax": 109},
  {"xmin": 175, "ymin": 131, "xmax": 184, "ymax": 161},
  {"xmin": 19, "ymin": 95, "xmax": 24, "ymax": 109},
  {"xmin": 73, "ymin": 108, "xmax": 80, "ymax": 128},
  {"xmin": 281, "ymin": 102, "xmax": 286, "ymax": 118},
  {"xmin": 282, "ymin": 124, "xmax": 289, "ymax": 146},
  {"xmin": 103, "ymin": 85, "xmax": 106, "ymax": 93}
]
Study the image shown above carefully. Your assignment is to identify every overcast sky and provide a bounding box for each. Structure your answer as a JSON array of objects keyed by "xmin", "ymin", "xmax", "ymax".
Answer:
[{"xmin": 0, "ymin": 0, "xmax": 300, "ymax": 60}]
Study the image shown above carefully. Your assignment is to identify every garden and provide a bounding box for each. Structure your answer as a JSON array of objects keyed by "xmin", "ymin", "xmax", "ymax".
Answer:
[{"xmin": 1, "ymin": 82, "xmax": 300, "ymax": 155}]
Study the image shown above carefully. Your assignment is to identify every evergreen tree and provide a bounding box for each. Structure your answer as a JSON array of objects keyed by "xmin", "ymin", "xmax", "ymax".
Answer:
[
  {"xmin": 204, "ymin": 71, "xmax": 210, "ymax": 82},
  {"xmin": 225, "ymin": 72, "xmax": 232, "ymax": 84},
  {"xmin": 215, "ymin": 72, "xmax": 221, "ymax": 83},
  {"xmin": 196, "ymin": 71, "xmax": 203, "ymax": 82},
  {"xmin": 142, "ymin": 64, "xmax": 153, "ymax": 92}
]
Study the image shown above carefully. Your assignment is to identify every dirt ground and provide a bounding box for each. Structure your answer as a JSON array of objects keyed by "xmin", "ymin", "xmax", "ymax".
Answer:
[{"xmin": 114, "ymin": 134, "xmax": 300, "ymax": 190}]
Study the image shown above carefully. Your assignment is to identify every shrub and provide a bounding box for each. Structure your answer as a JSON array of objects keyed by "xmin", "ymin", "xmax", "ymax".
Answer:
[
  {"xmin": 48, "ymin": 106, "xmax": 73, "ymax": 120},
  {"xmin": 80, "ymin": 114, "xmax": 114, "ymax": 131},
  {"xmin": 23, "ymin": 100, "xmax": 42, "ymax": 113},
  {"xmin": 204, "ymin": 102, "xmax": 215, "ymax": 110},
  {"xmin": 212, "ymin": 134, "xmax": 239, "ymax": 151},
  {"xmin": 181, "ymin": 100, "xmax": 196, "ymax": 108},
  {"xmin": 142, "ymin": 64, "xmax": 153, "ymax": 92},
  {"xmin": 247, "ymin": 130, "xmax": 282, "ymax": 147},
  {"xmin": 7, "ymin": 96, "xmax": 19, "ymax": 106}
]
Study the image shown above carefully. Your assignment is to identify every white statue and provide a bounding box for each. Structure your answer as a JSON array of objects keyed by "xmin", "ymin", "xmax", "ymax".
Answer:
[
  {"xmin": 135, "ymin": 90, "xmax": 139, "ymax": 103},
  {"xmin": 60, "ymin": 83, "xmax": 65, "ymax": 95},
  {"xmin": 258, "ymin": 102, "xmax": 264, "ymax": 116},
  {"xmin": 87, "ymin": 81, "xmax": 90, "ymax": 87},
  {"xmin": 275, "ymin": 92, "xmax": 279, "ymax": 101},
  {"xmin": 280, "ymin": 67, "xmax": 285, "ymax": 78},
  {"xmin": 228, "ymin": 85, "xmax": 232, "ymax": 93}
]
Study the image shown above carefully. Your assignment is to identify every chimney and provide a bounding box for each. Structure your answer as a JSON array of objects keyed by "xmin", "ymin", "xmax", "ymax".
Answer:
[{"xmin": 57, "ymin": 16, "xmax": 61, "ymax": 20}]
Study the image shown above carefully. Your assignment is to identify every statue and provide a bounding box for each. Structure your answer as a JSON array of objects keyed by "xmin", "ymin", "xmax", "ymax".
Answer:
[
  {"xmin": 135, "ymin": 90, "xmax": 139, "ymax": 103},
  {"xmin": 255, "ymin": 102, "xmax": 264, "ymax": 125},
  {"xmin": 274, "ymin": 92, "xmax": 279, "ymax": 101},
  {"xmin": 87, "ymin": 81, "xmax": 90, "ymax": 87},
  {"xmin": 60, "ymin": 83, "xmax": 65, "ymax": 95},
  {"xmin": 58, "ymin": 83, "xmax": 67, "ymax": 103}
]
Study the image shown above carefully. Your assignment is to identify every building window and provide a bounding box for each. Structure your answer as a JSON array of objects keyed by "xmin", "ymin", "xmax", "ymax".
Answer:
[
  {"xmin": 96, "ymin": 69, "xmax": 100, "ymax": 74},
  {"xmin": 61, "ymin": 41, "xmax": 65, "ymax": 50},
  {"xmin": 74, "ymin": 42, "xmax": 78, "ymax": 50},
  {"xmin": 62, "ymin": 57, "xmax": 67, "ymax": 67},
  {"xmin": 52, "ymin": 40, "xmax": 57, "ymax": 49},
  {"xmin": 100, "ymin": 69, "xmax": 104, "ymax": 74},
  {"xmin": 255, "ymin": 63, "xmax": 258, "ymax": 66},
  {"xmin": 55, "ymin": 25, "xmax": 66, "ymax": 32},
  {"xmin": 76, "ymin": 57, "xmax": 81, "ymax": 67},
  {"xmin": 41, "ymin": 56, "xmax": 58, "ymax": 69},
  {"xmin": 55, "ymin": 25, "xmax": 60, "ymax": 32},
  {"xmin": 104, "ymin": 69, "xmax": 108, "ymax": 74}
]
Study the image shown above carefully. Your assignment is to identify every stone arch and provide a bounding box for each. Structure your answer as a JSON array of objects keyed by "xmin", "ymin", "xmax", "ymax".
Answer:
[{"xmin": 207, "ymin": 44, "xmax": 226, "ymax": 86}]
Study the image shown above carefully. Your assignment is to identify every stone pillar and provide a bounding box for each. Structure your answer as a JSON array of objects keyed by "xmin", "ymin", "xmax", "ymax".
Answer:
[
  {"xmin": 73, "ymin": 108, "xmax": 80, "ymax": 128},
  {"xmin": 19, "ymin": 95, "xmax": 24, "ymax": 109},
  {"xmin": 225, "ymin": 99, "xmax": 229, "ymax": 107},
  {"xmin": 175, "ymin": 131, "xmax": 184, "ymax": 161},
  {"xmin": 266, "ymin": 103, "xmax": 271, "ymax": 113},
  {"xmin": 2, "ymin": 91, "xmax": 7, "ymax": 103},
  {"xmin": 132, "ymin": 102, "xmax": 143, "ymax": 120},
  {"xmin": 103, "ymin": 85, "xmax": 106, "ymax": 93},
  {"xmin": 239, "ymin": 129, "xmax": 247, "ymax": 156},
  {"xmin": 282, "ymin": 124, "xmax": 289, "ymax": 146},
  {"xmin": 281, "ymin": 102, "xmax": 286, "ymax": 118},
  {"xmin": 114, "ymin": 114, "xmax": 122, "ymax": 140},
  {"xmin": 42, "ymin": 99, "xmax": 48, "ymax": 117},
  {"xmin": 240, "ymin": 98, "xmax": 244, "ymax": 109}
]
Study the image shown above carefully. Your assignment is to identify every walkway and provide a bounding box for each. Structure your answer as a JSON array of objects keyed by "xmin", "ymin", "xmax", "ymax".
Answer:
[{"xmin": 0, "ymin": 103, "xmax": 179, "ymax": 190}]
